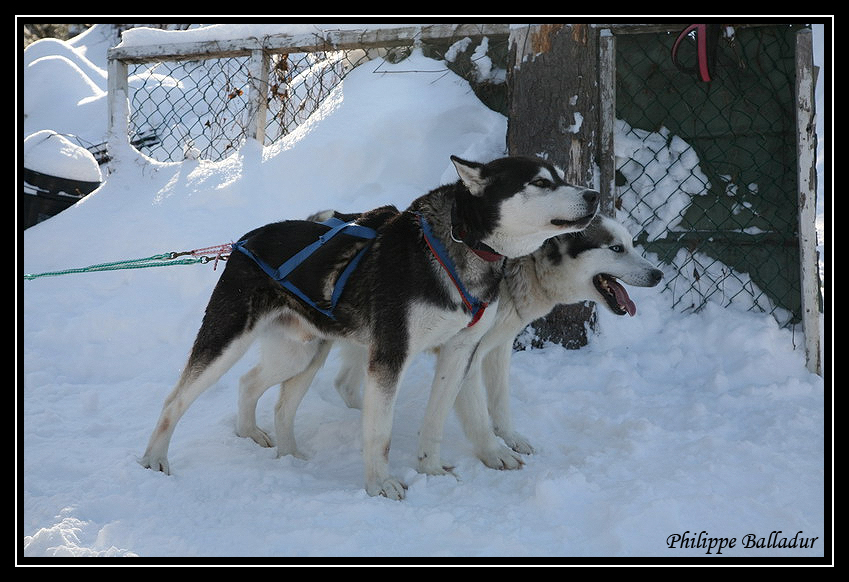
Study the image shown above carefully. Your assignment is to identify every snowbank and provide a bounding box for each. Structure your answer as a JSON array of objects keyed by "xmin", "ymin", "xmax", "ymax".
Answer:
[{"xmin": 24, "ymin": 130, "xmax": 102, "ymax": 183}]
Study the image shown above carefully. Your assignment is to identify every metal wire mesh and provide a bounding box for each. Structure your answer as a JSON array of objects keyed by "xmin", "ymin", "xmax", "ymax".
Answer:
[
  {"xmin": 127, "ymin": 49, "xmax": 374, "ymax": 162},
  {"xmin": 263, "ymin": 49, "xmax": 378, "ymax": 145},
  {"xmin": 123, "ymin": 31, "xmax": 509, "ymax": 164},
  {"xmin": 614, "ymin": 24, "xmax": 810, "ymax": 325}
]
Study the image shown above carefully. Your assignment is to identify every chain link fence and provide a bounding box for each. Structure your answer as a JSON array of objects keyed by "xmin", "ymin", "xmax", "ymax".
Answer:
[
  {"xmin": 614, "ymin": 24, "xmax": 813, "ymax": 325},
  {"xmin": 127, "ymin": 49, "xmax": 376, "ymax": 161},
  {"xmin": 124, "ymin": 31, "xmax": 508, "ymax": 163},
  {"xmin": 114, "ymin": 24, "xmax": 814, "ymax": 326}
]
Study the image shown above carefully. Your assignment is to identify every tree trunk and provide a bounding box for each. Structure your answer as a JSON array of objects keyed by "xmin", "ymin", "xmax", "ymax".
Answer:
[{"xmin": 506, "ymin": 24, "xmax": 606, "ymax": 349}]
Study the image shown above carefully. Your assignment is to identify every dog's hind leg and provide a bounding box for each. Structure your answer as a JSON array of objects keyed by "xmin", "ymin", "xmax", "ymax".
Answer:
[
  {"xmin": 236, "ymin": 325, "xmax": 332, "ymax": 448},
  {"xmin": 141, "ymin": 329, "xmax": 256, "ymax": 474},
  {"xmin": 273, "ymin": 339, "xmax": 332, "ymax": 459},
  {"xmin": 334, "ymin": 342, "xmax": 367, "ymax": 409},
  {"xmin": 236, "ymin": 362, "xmax": 280, "ymax": 448},
  {"xmin": 141, "ymin": 272, "xmax": 274, "ymax": 475}
]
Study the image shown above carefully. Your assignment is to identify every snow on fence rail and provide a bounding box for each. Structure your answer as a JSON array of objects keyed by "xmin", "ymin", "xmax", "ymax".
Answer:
[{"xmin": 106, "ymin": 24, "xmax": 509, "ymax": 161}]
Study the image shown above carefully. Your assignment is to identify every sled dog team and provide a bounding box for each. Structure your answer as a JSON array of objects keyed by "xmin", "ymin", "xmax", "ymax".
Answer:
[{"xmin": 141, "ymin": 155, "xmax": 662, "ymax": 500}]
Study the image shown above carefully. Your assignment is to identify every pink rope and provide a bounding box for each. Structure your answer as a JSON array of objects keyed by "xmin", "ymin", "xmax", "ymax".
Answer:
[{"xmin": 174, "ymin": 243, "xmax": 233, "ymax": 270}]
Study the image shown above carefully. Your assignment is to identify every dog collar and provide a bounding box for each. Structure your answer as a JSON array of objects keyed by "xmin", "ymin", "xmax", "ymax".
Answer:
[
  {"xmin": 417, "ymin": 213, "xmax": 489, "ymax": 327},
  {"xmin": 451, "ymin": 229, "xmax": 504, "ymax": 262},
  {"xmin": 450, "ymin": 203, "xmax": 504, "ymax": 262}
]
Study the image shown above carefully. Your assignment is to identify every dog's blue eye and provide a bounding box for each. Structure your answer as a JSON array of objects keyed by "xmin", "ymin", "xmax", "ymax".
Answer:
[{"xmin": 610, "ymin": 245, "xmax": 623, "ymax": 253}]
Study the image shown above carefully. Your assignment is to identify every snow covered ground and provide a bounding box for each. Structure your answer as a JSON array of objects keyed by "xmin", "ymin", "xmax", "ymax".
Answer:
[{"xmin": 19, "ymin": 23, "xmax": 830, "ymax": 563}]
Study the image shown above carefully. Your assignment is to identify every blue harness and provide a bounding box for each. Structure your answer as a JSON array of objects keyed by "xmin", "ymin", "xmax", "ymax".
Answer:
[
  {"xmin": 231, "ymin": 217, "xmax": 376, "ymax": 320},
  {"xmin": 231, "ymin": 214, "xmax": 491, "ymax": 327}
]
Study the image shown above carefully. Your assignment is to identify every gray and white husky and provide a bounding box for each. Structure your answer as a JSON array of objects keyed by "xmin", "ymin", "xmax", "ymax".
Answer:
[
  {"xmin": 140, "ymin": 155, "xmax": 599, "ymax": 499},
  {"xmin": 236, "ymin": 214, "xmax": 662, "ymax": 476},
  {"xmin": 439, "ymin": 214, "xmax": 663, "ymax": 457}
]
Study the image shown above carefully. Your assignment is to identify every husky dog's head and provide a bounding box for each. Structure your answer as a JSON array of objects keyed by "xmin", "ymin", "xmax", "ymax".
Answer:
[
  {"xmin": 451, "ymin": 155, "xmax": 599, "ymax": 258},
  {"xmin": 538, "ymin": 215, "xmax": 663, "ymax": 316}
]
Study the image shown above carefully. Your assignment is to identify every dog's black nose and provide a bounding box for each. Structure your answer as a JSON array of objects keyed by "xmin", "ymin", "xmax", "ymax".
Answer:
[
  {"xmin": 583, "ymin": 189, "xmax": 600, "ymax": 208},
  {"xmin": 649, "ymin": 268, "xmax": 663, "ymax": 285}
]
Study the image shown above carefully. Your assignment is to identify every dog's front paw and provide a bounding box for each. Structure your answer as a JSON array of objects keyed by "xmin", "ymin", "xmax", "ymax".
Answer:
[
  {"xmin": 417, "ymin": 454, "xmax": 456, "ymax": 477},
  {"xmin": 478, "ymin": 445, "xmax": 524, "ymax": 470},
  {"xmin": 140, "ymin": 454, "xmax": 171, "ymax": 475},
  {"xmin": 366, "ymin": 477, "xmax": 408, "ymax": 500},
  {"xmin": 237, "ymin": 426, "xmax": 274, "ymax": 448},
  {"xmin": 502, "ymin": 431, "xmax": 535, "ymax": 455}
]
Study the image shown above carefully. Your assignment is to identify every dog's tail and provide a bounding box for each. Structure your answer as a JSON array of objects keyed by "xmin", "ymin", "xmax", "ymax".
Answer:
[
  {"xmin": 306, "ymin": 209, "xmax": 336, "ymax": 223},
  {"xmin": 307, "ymin": 206, "xmax": 401, "ymax": 231},
  {"xmin": 306, "ymin": 209, "xmax": 363, "ymax": 223}
]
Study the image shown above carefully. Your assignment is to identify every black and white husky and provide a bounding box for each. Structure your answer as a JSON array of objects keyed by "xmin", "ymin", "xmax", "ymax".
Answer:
[
  {"xmin": 237, "ymin": 214, "xmax": 662, "ymax": 473},
  {"xmin": 140, "ymin": 155, "xmax": 599, "ymax": 499}
]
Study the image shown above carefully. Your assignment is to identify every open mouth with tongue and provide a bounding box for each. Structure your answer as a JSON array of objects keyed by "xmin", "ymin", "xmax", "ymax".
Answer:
[{"xmin": 593, "ymin": 273, "xmax": 637, "ymax": 316}]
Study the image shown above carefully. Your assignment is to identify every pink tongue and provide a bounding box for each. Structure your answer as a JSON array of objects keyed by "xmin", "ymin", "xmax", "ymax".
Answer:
[{"xmin": 610, "ymin": 280, "xmax": 636, "ymax": 316}]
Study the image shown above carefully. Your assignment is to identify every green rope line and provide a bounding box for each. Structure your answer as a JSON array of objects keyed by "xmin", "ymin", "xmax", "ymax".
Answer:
[{"xmin": 24, "ymin": 253, "xmax": 213, "ymax": 280}]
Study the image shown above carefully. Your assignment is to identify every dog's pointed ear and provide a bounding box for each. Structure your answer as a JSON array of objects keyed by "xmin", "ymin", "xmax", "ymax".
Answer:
[{"xmin": 451, "ymin": 156, "xmax": 488, "ymax": 196}]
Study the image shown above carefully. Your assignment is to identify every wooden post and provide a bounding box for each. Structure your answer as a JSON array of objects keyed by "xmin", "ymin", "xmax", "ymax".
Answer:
[
  {"xmin": 106, "ymin": 56, "xmax": 130, "ymax": 154},
  {"xmin": 507, "ymin": 24, "xmax": 600, "ymax": 185},
  {"xmin": 598, "ymin": 29, "xmax": 617, "ymax": 216},
  {"xmin": 795, "ymin": 27, "xmax": 822, "ymax": 376},
  {"xmin": 246, "ymin": 49, "xmax": 270, "ymax": 145},
  {"xmin": 507, "ymin": 24, "xmax": 610, "ymax": 349}
]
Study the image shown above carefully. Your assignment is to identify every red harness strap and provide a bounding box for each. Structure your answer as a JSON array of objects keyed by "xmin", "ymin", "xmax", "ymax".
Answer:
[{"xmin": 418, "ymin": 213, "xmax": 494, "ymax": 327}]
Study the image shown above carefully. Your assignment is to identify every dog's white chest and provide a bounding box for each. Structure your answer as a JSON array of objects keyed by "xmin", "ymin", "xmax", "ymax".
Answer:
[{"xmin": 406, "ymin": 300, "xmax": 496, "ymax": 354}]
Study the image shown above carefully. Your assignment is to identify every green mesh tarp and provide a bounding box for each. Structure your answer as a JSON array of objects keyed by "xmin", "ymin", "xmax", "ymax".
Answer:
[{"xmin": 615, "ymin": 24, "xmax": 807, "ymax": 323}]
